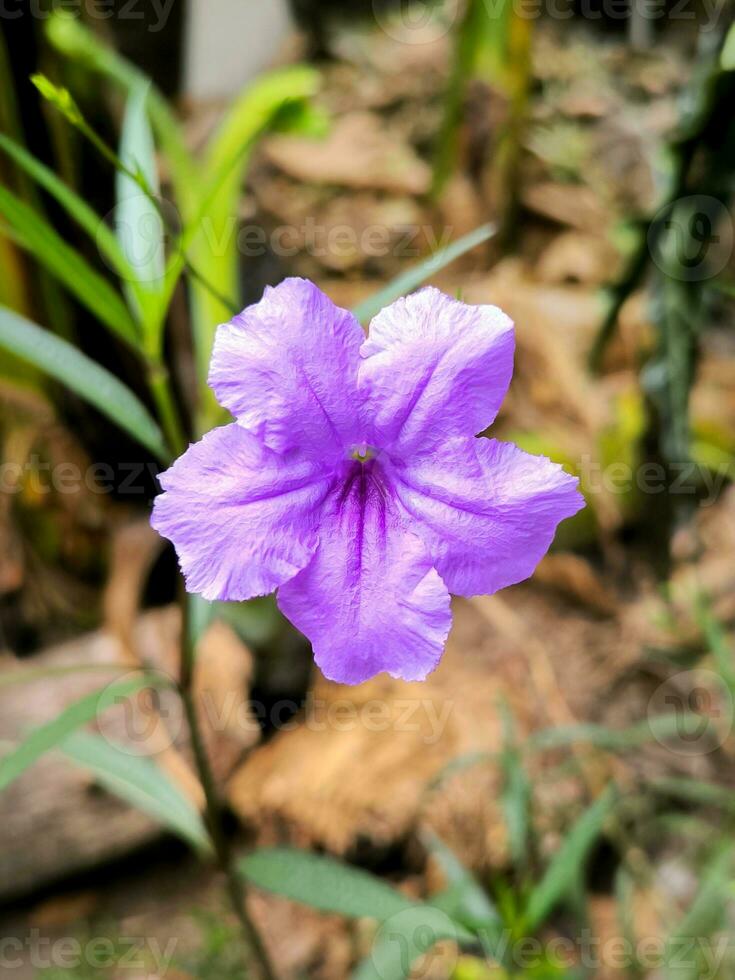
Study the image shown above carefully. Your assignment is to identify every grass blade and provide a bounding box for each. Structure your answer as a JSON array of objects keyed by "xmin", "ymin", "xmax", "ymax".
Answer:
[
  {"xmin": 0, "ymin": 185, "xmax": 139, "ymax": 347},
  {"xmin": 0, "ymin": 674, "xmax": 157, "ymax": 791},
  {"xmin": 61, "ymin": 730, "xmax": 211, "ymax": 854},
  {"xmin": 189, "ymin": 65, "xmax": 322, "ymax": 425},
  {"xmin": 422, "ymin": 831, "xmax": 501, "ymax": 936},
  {"xmin": 352, "ymin": 223, "xmax": 496, "ymax": 325},
  {"xmin": 116, "ymin": 81, "xmax": 165, "ymax": 342},
  {"xmin": 524, "ymin": 786, "xmax": 617, "ymax": 932},
  {"xmin": 44, "ymin": 12, "xmax": 198, "ymax": 213},
  {"xmin": 0, "ymin": 132, "xmax": 134, "ymax": 284},
  {"xmin": 0, "ymin": 307, "xmax": 169, "ymax": 459},
  {"xmin": 351, "ymin": 905, "xmax": 469, "ymax": 980},
  {"xmin": 663, "ymin": 841, "xmax": 734, "ymax": 980},
  {"xmin": 239, "ymin": 848, "xmax": 417, "ymax": 920}
]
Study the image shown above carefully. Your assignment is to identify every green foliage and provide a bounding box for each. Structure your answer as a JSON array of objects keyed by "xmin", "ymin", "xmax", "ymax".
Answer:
[
  {"xmin": 663, "ymin": 842, "xmax": 735, "ymax": 979},
  {"xmin": 61, "ymin": 731, "xmax": 211, "ymax": 854},
  {"xmin": 0, "ymin": 674, "xmax": 160, "ymax": 791},
  {"xmin": 722, "ymin": 23, "xmax": 735, "ymax": 70},
  {"xmin": 186, "ymin": 65, "xmax": 324, "ymax": 425},
  {"xmin": 524, "ymin": 786, "xmax": 617, "ymax": 932},
  {"xmin": 30, "ymin": 74, "xmax": 83, "ymax": 127},
  {"xmin": 352, "ymin": 224, "xmax": 497, "ymax": 325},
  {"xmin": 175, "ymin": 909, "xmax": 251, "ymax": 980},
  {"xmin": 240, "ymin": 848, "xmax": 418, "ymax": 921},
  {"xmin": 0, "ymin": 308, "xmax": 169, "ymax": 459},
  {"xmin": 115, "ymin": 80, "xmax": 166, "ymax": 343},
  {"xmin": 422, "ymin": 832, "xmax": 502, "ymax": 936},
  {"xmin": 0, "ymin": 133, "xmax": 133, "ymax": 285},
  {"xmin": 499, "ymin": 701, "xmax": 533, "ymax": 872},
  {"xmin": 0, "ymin": 185, "xmax": 139, "ymax": 346}
]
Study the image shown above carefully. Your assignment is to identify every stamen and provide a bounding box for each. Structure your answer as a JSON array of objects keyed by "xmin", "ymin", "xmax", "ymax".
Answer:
[{"xmin": 350, "ymin": 444, "xmax": 376, "ymax": 463}]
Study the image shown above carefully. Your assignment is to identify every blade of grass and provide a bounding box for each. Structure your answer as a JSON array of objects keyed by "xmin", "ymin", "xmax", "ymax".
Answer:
[
  {"xmin": 695, "ymin": 594, "xmax": 735, "ymax": 700},
  {"xmin": 116, "ymin": 80, "xmax": 165, "ymax": 345},
  {"xmin": 529, "ymin": 713, "xmax": 719, "ymax": 751},
  {"xmin": 663, "ymin": 841, "xmax": 734, "ymax": 980},
  {"xmin": 0, "ymin": 132, "xmax": 135, "ymax": 285},
  {"xmin": 422, "ymin": 830, "xmax": 502, "ymax": 936},
  {"xmin": 352, "ymin": 223, "xmax": 496, "ymax": 325},
  {"xmin": 189, "ymin": 66, "xmax": 323, "ymax": 426},
  {"xmin": 44, "ymin": 12, "xmax": 198, "ymax": 214},
  {"xmin": 61, "ymin": 730, "xmax": 211, "ymax": 855},
  {"xmin": 524, "ymin": 786, "xmax": 617, "ymax": 932},
  {"xmin": 499, "ymin": 700, "xmax": 532, "ymax": 869},
  {"xmin": 0, "ymin": 186, "xmax": 139, "ymax": 347},
  {"xmin": 0, "ymin": 673, "xmax": 162, "ymax": 790},
  {"xmin": 240, "ymin": 848, "xmax": 417, "ymax": 920},
  {"xmin": 651, "ymin": 776, "xmax": 735, "ymax": 812},
  {"xmin": 0, "ymin": 307, "xmax": 169, "ymax": 460}
]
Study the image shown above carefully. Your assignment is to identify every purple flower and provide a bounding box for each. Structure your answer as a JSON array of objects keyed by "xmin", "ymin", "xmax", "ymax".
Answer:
[{"xmin": 152, "ymin": 278, "xmax": 584, "ymax": 684}]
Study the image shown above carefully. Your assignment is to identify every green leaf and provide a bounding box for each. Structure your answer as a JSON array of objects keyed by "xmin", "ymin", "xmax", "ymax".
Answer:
[
  {"xmin": 664, "ymin": 841, "xmax": 734, "ymax": 980},
  {"xmin": 188, "ymin": 66, "xmax": 322, "ymax": 425},
  {"xmin": 30, "ymin": 73, "xmax": 83, "ymax": 126},
  {"xmin": 524, "ymin": 786, "xmax": 617, "ymax": 932},
  {"xmin": 0, "ymin": 307, "xmax": 169, "ymax": 459},
  {"xmin": 422, "ymin": 831, "xmax": 501, "ymax": 935},
  {"xmin": 651, "ymin": 776, "xmax": 735, "ymax": 813},
  {"xmin": 529, "ymin": 713, "xmax": 719, "ymax": 752},
  {"xmin": 116, "ymin": 80, "xmax": 166, "ymax": 344},
  {"xmin": 695, "ymin": 595, "xmax": 735, "ymax": 700},
  {"xmin": 61, "ymin": 730, "xmax": 211, "ymax": 854},
  {"xmin": 351, "ymin": 905, "xmax": 467, "ymax": 980},
  {"xmin": 239, "ymin": 848, "xmax": 417, "ymax": 920},
  {"xmin": 721, "ymin": 22, "xmax": 735, "ymax": 71},
  {"xmin": 499, "ymin": 700, "xmax": 532, "ymax": 869},
  {"xmin": 0, "ymin": 133, "xmax": 135, "ymax": 285},
  {"xmin": 352, "ymin": 223, "xmax": 497, "ymax": 325},
  {"xmin": 0, "ymin": 186, "xmax": 139, "ymax": 347},
  {"xmin": 44, "ymin": 13, "xmax": 198, "ymax": 212},
  {"xmin": 0, "ymin": 674, "xmax": 157, "ymax": 791}
]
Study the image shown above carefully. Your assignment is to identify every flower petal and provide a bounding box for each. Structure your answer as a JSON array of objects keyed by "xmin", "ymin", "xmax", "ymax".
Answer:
[
  {"xmin": 387, "ymin": 437, "xmax": 585, "ymax": 596},
  {"xmin": 209, "ymin": 278, "xmax": 365, "ymax": 460},
  {"xmin": 151, "ymin": 423, "xmax": 333, "ymax": 601},
  {"xmin": 277, "ymin": 462, "xmax": 451, "ymax": 684},
  {"xmin": 359, "ymin": 286, "xmax": 514, "ymax": 455}
]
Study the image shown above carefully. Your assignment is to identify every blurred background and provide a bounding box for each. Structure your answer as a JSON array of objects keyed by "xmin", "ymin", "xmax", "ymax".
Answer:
[{"xmin": 1, "ymin": 1, "xmax": 735, "ymax": 978}]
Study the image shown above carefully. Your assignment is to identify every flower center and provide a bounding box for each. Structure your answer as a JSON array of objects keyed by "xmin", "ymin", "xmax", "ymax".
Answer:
[{"xmin": 350, "ymin": 444, "xmax": 376, "ymax": 463}]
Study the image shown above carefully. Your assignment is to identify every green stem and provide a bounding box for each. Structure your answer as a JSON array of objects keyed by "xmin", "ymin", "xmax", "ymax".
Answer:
[
  {"xmin": 179, "ymin": 596, "xmax": 279, "ymax": 980},
  {"xmin": 147, "ymin": 361, "xmax": 187, "ymax": 459},
  {"xmin": 588, "ymin": 31, "xmax": 731, "ymax": 371}
]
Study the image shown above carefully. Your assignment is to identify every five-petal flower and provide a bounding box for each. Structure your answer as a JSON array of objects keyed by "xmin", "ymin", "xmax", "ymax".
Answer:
[{"xmin": 152, "ymin": 278, "xmax": 584, "ymax": 684}]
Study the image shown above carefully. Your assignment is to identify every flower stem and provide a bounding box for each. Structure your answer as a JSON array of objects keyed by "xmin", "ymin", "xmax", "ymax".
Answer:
[
  {"xmin": 147, "ymin": 361, "xmax": 187, "ymax": 460},
  {"xmin": 178, "ymin": 595, "xmax": 279, "ymax": 980}
]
